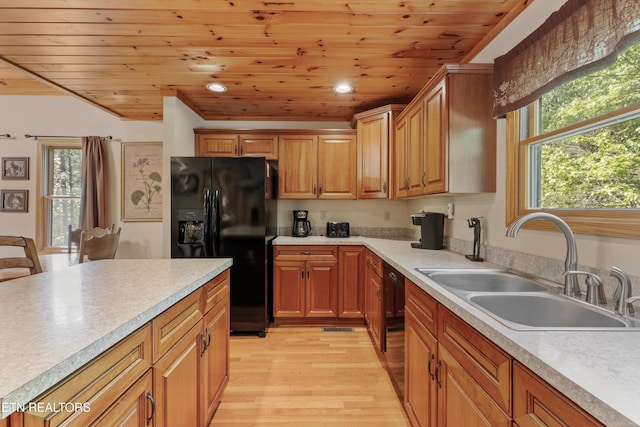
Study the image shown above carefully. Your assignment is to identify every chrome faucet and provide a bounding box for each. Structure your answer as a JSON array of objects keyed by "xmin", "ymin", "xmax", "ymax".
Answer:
[
  {"xmin": 506, "ymin": 212, "xmax": 580, "ymax": 297},
  {"xmin": 610, "ymin": 266, "xmax": 636, "ymax": 316}
]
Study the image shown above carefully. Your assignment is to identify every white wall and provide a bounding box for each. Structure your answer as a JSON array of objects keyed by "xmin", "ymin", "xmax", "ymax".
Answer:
[{"xmin": 0, "ymin": 95, "xmax": 163, "ymax": 258}]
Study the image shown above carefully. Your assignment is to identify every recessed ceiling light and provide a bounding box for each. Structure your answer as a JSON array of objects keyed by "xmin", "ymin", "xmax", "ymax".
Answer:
[
  {"xmin": 334, "ymin": 83, "xmax": 353, "ymax": 94},
  {"xmin": 206, "ymin": 82, "xmax": 227, "ymax": 92}
]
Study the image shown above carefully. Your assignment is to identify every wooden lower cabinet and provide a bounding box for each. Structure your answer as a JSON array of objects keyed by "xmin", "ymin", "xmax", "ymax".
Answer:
[
  {"xmin": 338, "ymin": 246, "xmax": 365, "ymax": 319},
  {"xmin": 404, "ymin": 279, "xmax": 510, "ymax": 427},
  {"xmin": 201, "ymin": 291, "xmax": 230, "ymax": 424},
  {"xmin": 273, "ymin": 246, "xmax": 341, "ymax": 323},
  {"xmin": 89, "ymin": 370, "xmax": 154, "ymax": 427},
  {"xmin": 12, "ymin": 271, "xmax": 231, "ymax": 427},
  {"xmin": 153, "ymin": 320, "xmax": 203, "ymax": 427},
  {"xmin": 364, "ymin": 249, "xmax": 384, "ymax": 351},
  {"xmin": 513, "ymin": 362, "xmax": 605, "ymax": 427}
]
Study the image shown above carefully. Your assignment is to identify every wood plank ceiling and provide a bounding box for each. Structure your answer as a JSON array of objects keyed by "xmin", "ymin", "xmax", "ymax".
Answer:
[{"xmin": 0, "ymin": 1, "xmax": 527, "ymax": 121}]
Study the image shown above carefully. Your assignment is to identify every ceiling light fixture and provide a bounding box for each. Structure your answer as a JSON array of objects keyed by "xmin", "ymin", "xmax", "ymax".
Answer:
[
  {"xmin": 206, "ymin": 82, "xmax": 227, "ymax": 92},
  {"xmin": 334, "ymin": 83, "xmax": 353, "ymax": 94}
]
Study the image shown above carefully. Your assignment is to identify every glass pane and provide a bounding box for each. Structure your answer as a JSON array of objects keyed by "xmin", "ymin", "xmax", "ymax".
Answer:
[
  {"xmin": 530, "ymin": 115, "xmax": 640, "ymax": 209},
  {"xmin": 52, "ymin": 148, "xmax": 82, "ymax": 196},
  {"xmin": 540, "ymin": 43, "xmax": 640, "ymax": 133},
  {"xmin": 48, "ymin": 198, "xmax": 81, "ymax": 247}
]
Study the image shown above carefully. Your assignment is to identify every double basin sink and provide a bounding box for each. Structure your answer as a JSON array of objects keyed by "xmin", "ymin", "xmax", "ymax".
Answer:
[{"xmin": 416, "ymin": 268, "xmax": 640, "ymax": 330}]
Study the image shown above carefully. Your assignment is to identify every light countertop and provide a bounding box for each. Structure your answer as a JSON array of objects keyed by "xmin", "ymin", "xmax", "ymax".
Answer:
[
  {"xmin": 274, "ymin": 236, "xmax": 640, "ymax": 427},
  {"xmin": 0, "ymin": 258, "xmax": 232, "ymax": 419}
]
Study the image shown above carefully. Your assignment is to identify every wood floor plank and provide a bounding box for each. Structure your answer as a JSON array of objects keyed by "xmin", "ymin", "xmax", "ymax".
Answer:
[{"xmin": 210, "ymin": 326, "xmax": 411, "ymax": 426}]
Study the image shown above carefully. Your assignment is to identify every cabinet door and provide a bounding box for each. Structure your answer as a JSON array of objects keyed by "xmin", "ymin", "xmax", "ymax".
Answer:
[
  {"xmin": 153, "ymin": 321, "xmax": 202, "ymax": 427},
  {"xmin": 405, "ymin": 306, "xmax": 438, "ymax": 427},
  {"xmin": 201, "ymin": 294, "xmax": 230, "ymax": 426},
  {"xmin": 317, "ymin": 134, "xmax": 357, "ymax": 199},
  {"xmin": 305, "ymin": 260, "xmax": 338, "ymax": 317},
  {"xmin": 357, "ymin": 113, "xmax": 389, "ymax": 199},
  {"xmin": 365, "ymin": 263, "xmax": 384, "ymax": 352},
  {"xmin": 239, "ymin": 134, "xmax": 278, "ymax": 159},
  {"xmin": 273, "ymin": 261, "xmax": 305, "ymax": 317},
  {"xmin": 338, "ymin": 246, "xmax": 365, "ymax": 319},
  {"xmin": 513, "ymin": 362, "xmax": 605, "ymax": 427},
  {"xmin": 393, "ymin": 116, "xmax": 408, "ymax": 198},
  {"xmin": 89, "ymin": 370, "xmax": 154, "ymax": 427},
  {"xmin": 424, "ymin": 81, "xmax": 447, "ymax": 194},
  {"xmin": 437, "ymin": 344, "xmax": 510, "ymax": 427},
  {"xmin": 278, "ymin": 134, "xmax": 317, "ymax": 199},
  {"xmin": 406, "ymin": 103, "xmax": 425, "ymax": 197},
  {"xmin": 196, "ymin": 134, "xmax": 238, "ymax": 157}
]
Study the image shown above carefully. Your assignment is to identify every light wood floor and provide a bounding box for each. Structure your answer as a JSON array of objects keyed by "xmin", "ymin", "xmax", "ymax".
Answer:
[{"xmin": 210, "ymin": 326, "xmax": 411, "ymax": 427}]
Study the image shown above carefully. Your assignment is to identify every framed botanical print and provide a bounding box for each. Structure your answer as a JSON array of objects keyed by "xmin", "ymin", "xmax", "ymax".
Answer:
[
  {"xmin": 2, "ymin": 157, "xmax": 29, "ymax": 180},
  {"xmin": 121, "ymin": 141, "xmax": 163, "ymax": 222}
]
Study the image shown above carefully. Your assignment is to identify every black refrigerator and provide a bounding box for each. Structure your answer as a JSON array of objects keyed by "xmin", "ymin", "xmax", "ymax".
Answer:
[{"xmin": 170, "ymin": 156, "xmax": 277, "ymax": 337}]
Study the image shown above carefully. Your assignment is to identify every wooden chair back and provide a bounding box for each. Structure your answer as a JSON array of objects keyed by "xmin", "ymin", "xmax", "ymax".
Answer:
[
  {"xmin": 78, "ymin": 227, "xmax": 121, "ymax": 263},
  {"xmin": 69, "ymin": 224, "xmax": 115, "ymax": 254},
  {"xmin": 0, "ymin": 236, "xmax": 43, "ymax": 279}
]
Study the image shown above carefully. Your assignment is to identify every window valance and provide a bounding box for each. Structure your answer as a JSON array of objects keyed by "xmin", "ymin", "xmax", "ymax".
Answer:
[{"xmin": 493, "ymin": 0, "xmax": 640, "ymax": 117}]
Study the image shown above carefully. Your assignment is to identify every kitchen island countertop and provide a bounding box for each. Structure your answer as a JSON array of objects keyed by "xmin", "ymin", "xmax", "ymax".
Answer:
[
  {"xmin": 0, "ymin": 258, "xmax": 232, "ymax": 419},
  {"xmin": 274, "ymin": 236, "xmax": 640, "ymax": 427}
]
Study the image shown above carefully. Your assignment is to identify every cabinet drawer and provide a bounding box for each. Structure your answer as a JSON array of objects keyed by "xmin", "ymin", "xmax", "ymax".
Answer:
[
  {"xmin": 274, "ymin": 245, "xmax": 337, "ymax": 261},
  {"xmin": 202, "ymin": 270, "xmax": 230, "ymax": 314},
  {"xmin": 368, "ymin": 251, "xmax": 383, "ymax": 277},
  {"xmin": 405, "ymin": 279, "xmax": 438, "ymax": 337},
  {"xmin": 23, "ymin": 324, "xmax": 152, "ymax": 427},
  {"xmin": 152, "ymin": 289, "xmax": 203, "ymax": 362},
  {"xmin": 438, "ymin": 306, "xmax": 512, "ymax": 414}
]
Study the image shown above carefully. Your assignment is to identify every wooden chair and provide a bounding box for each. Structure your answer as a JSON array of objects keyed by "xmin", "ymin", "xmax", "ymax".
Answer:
[
  {"xmin": 69, "ymin": 224, "xmax": 115, "ymax": 254},
  {"xmin": 0, "ymin": 236, "xmax": 43, "ymax": 281},
  {"xmin": 78, "ymin": 227, "xmax": 121, "ymax": 263}
]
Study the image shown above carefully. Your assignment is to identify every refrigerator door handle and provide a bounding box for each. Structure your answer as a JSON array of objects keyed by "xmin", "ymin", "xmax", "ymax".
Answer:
[
  {"xmin": 212, "ymin": 189, "xmax": 221, "ymax": 257},
  {"xmin": 203, "ymin": 189, "xmax": 211, "ymax": 257}
]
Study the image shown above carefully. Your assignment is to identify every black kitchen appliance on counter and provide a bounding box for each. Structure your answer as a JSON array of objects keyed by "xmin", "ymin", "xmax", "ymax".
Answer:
[
  {"xmin": 292, "ymin": 210, "xmax": 312, "ymax": 237},
  {"xmin": 326, "ymin": 221, "xmax": 350, "ymax": 238},
  {"xmin": 171, "ymin": 156, "xmax": 277, "ymax": 337},
  {"xmin": 411, "ymin": 212, "xmax": 445, "ymax": 249}
]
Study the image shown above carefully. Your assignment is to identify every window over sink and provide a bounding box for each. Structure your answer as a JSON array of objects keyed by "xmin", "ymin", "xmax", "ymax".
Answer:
[{"xmin": 506, "ymin": 40, "xmax": 640, "ymax": 239}]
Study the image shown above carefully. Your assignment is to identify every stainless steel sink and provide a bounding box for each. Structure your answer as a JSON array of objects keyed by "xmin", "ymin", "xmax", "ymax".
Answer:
[
  {"xmin": 416, "ymin": 268, "xmax": 551, "ymax": 293},
  {"xmin": 416, "ymin": 268, "xmax": 640, "ymax": 330},
  {"xmin": 467, "ymin": 292, "xmax": 640, "ymax": 330}
]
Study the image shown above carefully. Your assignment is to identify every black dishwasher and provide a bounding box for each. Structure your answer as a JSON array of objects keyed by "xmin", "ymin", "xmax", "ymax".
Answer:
[{"xmin": 383, "ymin": 262, "xmax": 405, "ymax": 401}]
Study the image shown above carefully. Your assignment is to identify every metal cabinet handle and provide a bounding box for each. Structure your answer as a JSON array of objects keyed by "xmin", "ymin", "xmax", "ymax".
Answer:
[
  {"xmin": 307, "ymin": 269, "xmax": 310, "ymax": 279},
  {"xmin": 206, "ymin": 327, "xmax": 211, "ymax": 348},
  {"xmin": 421, "ymin": 171, "xmax": 426, "ymax": 186},
  {"xmin": 300, "ymin": 251, "xmax": 312, "ymax": 255},
  {"xmin": 313, "ymin": 184, "xmax": 317, "ymax": 194},
  {"xmin": 388, "ymin": 271, "xmax": 398, "ymax": 282},
  {"xmin": 146, "ymin": 391, "xmax": 155, "ymax": 426},
  {"xmin": 301, "ymin": 269, "xmax": 305, "ymax": 279},
  {"xmin": 239, "ymin": 144, "xmax": 243, "ymax": 155},
  {"xmin": 319, "ymin": 184, "xmax": 323, "ymax": 194},
  {"xmin": 435, "ymin": 360, "xmax": 442, "ymax": 388},
  {"xmin": 383, "ymin": 181, "xmax": 387, "ymax": 193},
  {"xmin": 200, "ymin": 332, "xmax": 208, "ymax": 356},
  {"xmin": 427, "ymin": 353, "xmax": 435, "ymax": 380}
]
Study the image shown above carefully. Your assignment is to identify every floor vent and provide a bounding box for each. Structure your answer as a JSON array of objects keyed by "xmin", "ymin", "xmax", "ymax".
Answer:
[{"xmin": 322, "ymin": 327, "xmax": 355, "ymax": 333}]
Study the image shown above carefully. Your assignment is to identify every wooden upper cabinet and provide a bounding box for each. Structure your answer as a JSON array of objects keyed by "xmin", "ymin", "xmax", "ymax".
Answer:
[
  {"xmin": 278, "ymin": 134, "xmax": 318, "ymax": 199},
  {"xmin": 317, "ymin": 134, "xmax": 356, "ymax": 199},
  {"xmin": 392, "ymin": 64, "xmax": 496, "ymax": 199},
  {"xmin": 423, "ymin": 80, "xmax": 447, "ymax": 194},
  {"xmin": 238, "ymin": 134, "xmax": 278, "ymax": 159},
  {"xmin": 279, "ymin": 131, "xmax": 356, "ymax": 200},
  {"xmin": 194, "ymin": 130, "xmax": 278, "ymax": 159},
  {"xmin": 352, "ymin": 105, "xmax": 406, "ymax": 199}
]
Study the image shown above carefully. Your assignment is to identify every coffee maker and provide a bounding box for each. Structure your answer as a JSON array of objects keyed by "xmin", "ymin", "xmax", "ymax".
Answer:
[
  {"xmin": 411, "ymin": 212, "xmax": 445, "ymax": 249},
  {"xmin": 292, "ymin": 210, "xmax": 312, "ymax": 237}
]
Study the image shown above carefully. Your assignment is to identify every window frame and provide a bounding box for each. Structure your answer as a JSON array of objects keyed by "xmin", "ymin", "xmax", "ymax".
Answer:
[
  {"xmin": 36, "ymin": 139, "xmax": 82, "ymax": 253},
  {"xmin": 506, "ymin": 102, "xmax": 640, "ymax": 239}
]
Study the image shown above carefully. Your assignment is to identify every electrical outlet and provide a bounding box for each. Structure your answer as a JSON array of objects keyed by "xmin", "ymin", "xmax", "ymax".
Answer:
[{"xmin": 447, "ymin": 203, "xmax": 454, "ymax": 219}]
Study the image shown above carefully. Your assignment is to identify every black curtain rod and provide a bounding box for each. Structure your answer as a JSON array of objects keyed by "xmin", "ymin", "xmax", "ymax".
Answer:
[{"xmin": 24, "ymin": 134, "xmax": 113, "ymax": 140}]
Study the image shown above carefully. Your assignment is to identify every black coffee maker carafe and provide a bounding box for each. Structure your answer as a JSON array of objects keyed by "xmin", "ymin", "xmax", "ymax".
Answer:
[{"xmin": 292, "ymin": 210, "xmax": 312, "ymax": 237}]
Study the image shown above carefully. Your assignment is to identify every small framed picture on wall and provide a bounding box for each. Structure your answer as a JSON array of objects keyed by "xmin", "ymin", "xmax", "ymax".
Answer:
[
  {"xmin": 0, "ymin": 189, "xmax": 28, "ymax": 212},
  {"xmin": 2, "ymin": 157, "xmax": 29, "ymax": 180}
]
